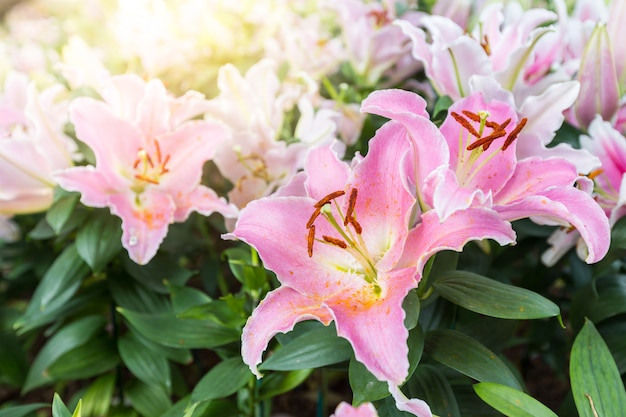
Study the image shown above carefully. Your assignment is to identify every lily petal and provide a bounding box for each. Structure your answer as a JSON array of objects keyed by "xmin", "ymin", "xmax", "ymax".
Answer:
[
  {"xmin": 495, "ymin": 187, "xmax": 610, "ymax": 264},
  {"xmin": 330, "ymin": 267, "xmax": 417, "ymax": 385},
  {"xmin": 241, "ymin": 286, "xmax": 333, "ymax": 378},
  {"xmin": 400, "ymin": 209, "xmax": 515, "ymax": 272},
  {"xmin": 108, "ymin": 191, "xmax": 175, "ymax": 265}
]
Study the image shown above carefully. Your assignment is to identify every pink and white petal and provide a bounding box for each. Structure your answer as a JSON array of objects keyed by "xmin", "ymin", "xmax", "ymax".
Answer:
[
  {"xmin": 516, "ymin": 136, "xmax": 600, "ymax": 175},
  {"xmin": 426, "ymin": 167, "xmax": 490, "ymax": 221},
  {"xmin": 518, "ymin": 81, "xmax": 579, "ymax": 148},
  {"xmin": 53, "ymin": 166, "xmax": 113, "ymax": 208},
  {"xmin": 361, "ymin": 89, "xmax": 429, "ymax": 120},
  {"xmin": 495, "ymin": 187, "xmax": 610, "ymax": 264},
  {"xmin": 233, "ymin": 197, "xmax": 355, "ymax": 296},
  {"xmin": 349, "ymin": 127, "xmax": 415, "ymax": 269},
  {"xmin": 540, "ymin": 227, "xmax": 580, "ymax": 267},
  {"xmin": 303, "ymin": 144, "xmax": 350, "ymax": 201},
  {"xmin": 400, "ymin": 209, "xmax": 516, "ymax": 272},
  {"xmin": 158, "ymin": 120, "xmax": 229, "ymax": 193},
  {"xmin": 574, "ymin": 24, "xmax": 620, "ymax": 128},
  {"xmin": 242, "ymin": 287, "xmax": 333, "ymax": 378},
  {"xmin": 69, "ymin": 98, "xmax": 142, "ymax": 184},
  {"xmin": 494, "ymin": 157, "xmax": 578, "ymax": 205},
  {"xmin": 172, "ymin": 185, "xmax": 238, "ymax": 222},
  {"xmin": 108, "ymin": 191, "xmax": 175, "ymax": 265},
  {"xmin": 274, "ymin": 172, "xmax": 307, "ymax": 198},
  {"xmin": 329, "ymin": 268, "xmax": 416, "ymax": 385},
  {"xmin": 136, "ymin": 78, "xmax": 171, "ymax": 139},
  {"xmin": 0, "ymin": 189, "xmax": 53, "ymax": 215},
  {"xmin": 582, "ymin": 117, "xmax": 626, "ymax": 192},
  {"xmin": 440, "ymin": 37, "xmax": 492, "ymax": 98},
  {"xmin": 99, "ymin": 74, "xmax": 146, "ymax": 121},
  {"xmin": 331, "ymin": 402, "xmax": 379, "ymax": 417},
  {"xmin": 362, "ymin": 90, "xmax": 450, "ymax": 186},
  {"xmin": 388, "ymin": 384, "xmax": 433, "ymax": 417}
]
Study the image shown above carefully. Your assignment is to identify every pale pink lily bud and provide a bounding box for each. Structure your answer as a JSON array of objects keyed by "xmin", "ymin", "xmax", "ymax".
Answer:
[
  {"xmin": 574, "ymin": 23, "xmax": 620, "ymax": 129},
  {"xmin": 607, "ymin": 0, "xmax": 626, "ymax": 86}
]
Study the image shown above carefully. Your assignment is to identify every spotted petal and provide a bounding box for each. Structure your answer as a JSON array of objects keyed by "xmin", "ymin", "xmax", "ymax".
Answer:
[{"xmin": 241, "ymin": 287, "xmax": 333, "ymax": 378}]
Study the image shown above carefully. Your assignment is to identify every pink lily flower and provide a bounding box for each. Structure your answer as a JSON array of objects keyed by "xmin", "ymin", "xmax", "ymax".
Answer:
[
  {"xmin": 543, "ymin": 115, "xmax": 625, "ymax": 265},
  {"xmin": 54, "ymin": 74, "xmax": 237, "ymax": 265},
  {"xmin": 0, "ymin": 72, "xmax": 76, "ymax": 215},
  {"xmin": 396, "ymin": 3, "xmax": 563, "ymax": 101},
  {"xmin": 327, "ymin": 0, "xmax": 422, "ymax": 87},
  {"xmin": 230, "ymin": 120, "xmax": 514, "ymax": 411},
  {"xmin": 362, "ymin": 89, "xmax": 610, "ymax": 265}
]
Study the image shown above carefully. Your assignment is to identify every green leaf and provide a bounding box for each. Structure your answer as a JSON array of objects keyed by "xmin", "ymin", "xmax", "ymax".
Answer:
[
  {"xmin": 52, "ymin": 393, "xmax": 72, "ymax": 417},
  {"xmin": 118, "ymin": 308, "xmax": 240, "ymax": 349},
  {"xmin": 403, "ymin": 290, "xmax": 420, "ymax": 330},
  {"xmin": 406, "ymin": 364, "xmax": 460, "ymax": 417},
  {"xmin": 570, "ymin": 319, "xmax": 626, "ymax": 417},
  {"xmin": 14, "ymin": 244, "xmax": 90, "ymax": 333},
  {"xmin": 119, "ymin": 332, "xmax": 171, "ymax": 392},
  {"xmin": 166, "ymin": 283, "xmax": 212, "ymax": 313},
  {"xmin": 75, "ymin": 210, "xmax": 122, "ymax": 272},
  {"xmin": 474, "ymin": 382, "xmax": 557, "ymax": 417},
  {"xmin": 81, "ymin": 373, "xmax": 116, "ymax": 417},
  {"xmin": 0, "ymin": 404, "xmax": 48, "ymax": 417},
  {"xmin": 123, "ymin": 254, "xmax": 194, "ymax": 294},
  {"xmin": 160, "ymin": 397, "xmax": 238, "ymax": 417},
  {"xmin": 178, "ymin": 298, "xmax": 247, "ymax": 328},
  {"xmin": 191, "ymin": 357, "xmax": 251, "ymax": 402},
  {"xmin": 46, "ymin": 192, "xmax": 80, "ymax": 234},
  {"xmin": 424, "ymin": 329, "xmax": 522, "ymax": 389},
  {"xmin": 109, "ymin": 275, "xmax": 170, "ymax": 314},
  {"xmin": 126, "ymin": 380, "xmax": 172, "ymax": 417},
  {"xmin": 258, "ymin": 369, "xmax": 313, "ymax": 400},
  {"xmin": 47, "ymin": 335, "xmax": 119, "ymax": 380},
  {"xmin": 433, "ymin": 271, "xmax": 560, "ymax": 319},
  {"xmin": 260, "ymin": 325, "xmax": 352, "ymax": 371},
  {"xmin": 570, "ymin": 275, "xmax": 626, "ymax": 330},
  {"xmin": 0, "ymin": 330, "xmax": 28, "ymax": 387},
  {"xmin": 129, "ymin": 328, "xmax": 192, "ymax": 365},
  {"xmin": 350, "ymin": 325, "xmax": 424, "ymax": 405},
  {"xmin": 22, "ymin": 315, "xmax": 106, "ymax": 393}
]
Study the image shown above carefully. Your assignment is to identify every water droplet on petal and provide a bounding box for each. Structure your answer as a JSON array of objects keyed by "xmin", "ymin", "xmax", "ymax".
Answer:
[{"xmin": 128, "ymin": 236, "xmax": 138, "ymax": 246}]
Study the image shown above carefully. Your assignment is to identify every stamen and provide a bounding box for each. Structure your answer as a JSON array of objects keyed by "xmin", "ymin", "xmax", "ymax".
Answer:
[
  {"xmin": 502, "ymin": 117, "xmax": 528, "ymax": 151},
  {"xmin": 587, "ymin": 168, "xmax": 604, "ymax": 180},
  {"xmin": 467, "ymin": 129, "xmax": 506, "ymax": 151},
  {"xmin": 154, "ymin": 140, "xmax": 162, "ymax": 164},
  {"xmin": 314, "ymin": 190, "xmax": 346, "ymax": 208},
  {"xmin": 348, "ymin": 217, "xmax": 363, "ymax": 234},
  {"xmin": 307, "ymin": 207, "xmax": 321, "ymax": 229},
  {"xmin": 344, "ymin": 188, "xmax": 358, "ymax": 226},
  {"xmin": 134, "ymin": 174, "xmax": 160, "ymax": 185},
  {"xmin": 133, "ymin": 158, "xmax": 141, "ymax": 169},
  {"xmin": 307, "ymin": 225, "xmax": 316, "ymax": 257},
  {"xmin": 161, "ymin": 154, "xmax": 171, "ymax": 174},
  {"xmin": 322, "ymin": 235, "xmax": 348, "ymax": 249},
  {"xmin": 462, "ymin": 110, "xmax": 481, "ymax": 122},
  {"xmin": 497, "ymin": 118, "xmax": 511, "ymax": 131},
  {"xmin": 451, "ymin": 111, "xmax": 481, "ymax": 138},
  {"xmin": 481, "ymin": 35, "xmax": 491, "ymax": 55}
]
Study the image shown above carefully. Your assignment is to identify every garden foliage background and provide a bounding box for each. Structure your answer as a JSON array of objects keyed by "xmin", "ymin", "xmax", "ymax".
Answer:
[{"xmin": 1, "ymin": 0, "xmax": 626, "ymax": 416}]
